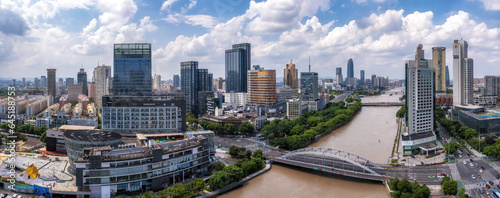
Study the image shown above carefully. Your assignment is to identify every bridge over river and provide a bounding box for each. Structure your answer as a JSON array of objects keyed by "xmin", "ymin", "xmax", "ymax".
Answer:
[
  {"xmin": 271, "ymin": 147, "xmax": 450, "ymax": 184},
  {"xmin": 361, "ymin": 102, "xmax": 404, "ymax": 106}
]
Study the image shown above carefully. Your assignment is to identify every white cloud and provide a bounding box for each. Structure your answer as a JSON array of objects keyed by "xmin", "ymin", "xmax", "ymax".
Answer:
[
  {"xmin": 162, "ymin": 14, "xmax": 219, "ymax": 28},
  {"xmin": 188, "ymin": 0, "xmax": 197, "ymax": 9},
  {"xmin": 479, "ymin": 0, "xmax": 500, "ymax": 10},
  {"xmin": 160, "ymin": 0, "xmax": 180, "ymax": 11},
  {"xmin": 83, "ymin": 18, "xmax": 97, "ymax": 33}
]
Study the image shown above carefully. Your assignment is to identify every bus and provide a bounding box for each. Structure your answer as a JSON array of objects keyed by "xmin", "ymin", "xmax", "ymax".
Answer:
[{"xmin": 492, "ymin": 189, "xmax": 500, "ymax": 198}]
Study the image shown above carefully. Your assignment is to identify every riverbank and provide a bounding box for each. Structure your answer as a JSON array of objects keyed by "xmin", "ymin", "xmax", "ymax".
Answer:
[{"xmin": 201, "ymin": 164, "xmax": 271, "ymax": 198}]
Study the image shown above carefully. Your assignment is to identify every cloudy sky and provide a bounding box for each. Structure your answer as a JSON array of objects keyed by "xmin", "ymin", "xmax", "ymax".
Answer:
[{"xmin": 1, "ymin": 0, "xmax": 500, "ymax": 81}]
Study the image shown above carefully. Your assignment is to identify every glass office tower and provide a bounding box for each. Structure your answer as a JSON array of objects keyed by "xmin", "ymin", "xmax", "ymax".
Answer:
[{"xmin": 113, "ymin": 43, "xmax": 152, "ymax": 95}]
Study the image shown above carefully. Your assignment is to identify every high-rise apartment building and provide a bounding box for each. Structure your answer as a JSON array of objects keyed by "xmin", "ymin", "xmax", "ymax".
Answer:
[
  {"xmin": 432, "ymin": 47, "xmax": 446, "ymax": 92},
  {"xmin": 153, "ymin": 74, "xmax": 161, "ymax": 90},
  {"xmin": 248, "ymin": 67, "xmax": 276, "ymax": 106},
  {"xmin": 284, "ymin": 60, "xmax": 298, "ymax": 88},
  {"xmin": 113, "ymin": 43, "xmax": 152, "ymax": 95},
  {"xmin": 180, "ymin": 61, "xmax": 213, "ymax": 116},
  {"xmin": 93, "ymin": 65, "xmax": 112, "ymax": 108},
  {"xmin": 173, "ymin": 74, "xmax": 180, "ymax": 88},
  {"xmin": 445, "ymin": 65, "xmax": 450, "ymax": 88},
  {"xmin": 34, "ymin": 78, "xmax": 40, "ymax": 89},
  {"xmin": 360, "ymin": 70, "xmax": 365, "ymax": 86},
  {"xmin": 88, "ymin": 82, "xmax": 95, "ymax": 100},
  {"xmin": 225, "ymin": 43, "xmax": 251, "ymax": 93},
  {"xmin": 22, "ymin": 78, "xmax": 26, "ymax": 87},
  {"xmin": 214, "ymin": 77, "xmax": 225, "ymax": 91},
  {"xmin": 347, "ymin": 58, "xmax": 354, "ymax": 79},
  {"xmin": 484, "ymin": 76, "xmax": 500, "ymax": 96},
  {"xmin": 47, "ymin": 69, "xmax": 56, "ymax": 98},
  {"xmin": 336, "ymin": 67, "xmax": 343, "ymax": 85},
  {"xmin": 77, "ymin": 68, "xmax": 88, "ymax": 95},
  {"xmin": 58, "ymin": 78, "xmax": 64, "ymax": 87},
  {"xmin": 300, "ymin": 72, "xmax": 318, "ymax": 101},
  {"xmin": 403, "ymin": 44, "xmax": 436, "ymax": 155},
  {"xmin": 453, "ymin": 39, "xmax": 474, "ymax": 105}
]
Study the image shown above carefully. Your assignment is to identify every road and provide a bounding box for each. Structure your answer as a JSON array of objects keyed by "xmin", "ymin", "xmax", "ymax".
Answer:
[{"xmin": 333, "ymin": 92, "xmax": 351, "ymax": 102}]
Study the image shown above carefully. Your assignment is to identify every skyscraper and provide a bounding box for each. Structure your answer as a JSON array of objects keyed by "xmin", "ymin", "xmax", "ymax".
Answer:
[
  {"xmin": 360, "ymin": 70, "xmax": 365, "ymax": 86},
  {"xmin": 173, "ymin": 74, "xmax": 180, "ymax": 88},
  {"xmin": 93, "ymin": 65, "xmax": 112, "ymax": 108},
  {"xmin": 113, "ymin": 43, "xmax": 152, "ymax": 95},
  {"xmin": 347, "ymin": 58, "xmax": 354, "ymax": 79},
  {"xmin": 248, "ymin": 67, "xmax": 276, "ymax": 106},
  {"xmin": 225, "ymin": 43, "xmax": 251, "ymax": 93},
  {"xmin": 284, "ymin": 60, "xmax": 298, "ymax": 88},
  {"xmin": 371, "ymin": 75, "xmax": 377, "ymax": 88},
  {"xmin": 404, "ymin": 44, "xmax": 436, "ymax": 154},
  {"xmin": 22, "ymin": 78, "xmax": 25, "ymax": 87},
  {"xmin": 336, "ymin": 67, "xmax": 343, "ymax": 85},
  {"xmin": 181, "ymin": 61, "xmax": 199, "ymax": 115},
  {"xmin": 214, "ymin": 77, "xmax": 224, "ymax": 91},
  {"xmin": 453, "ymin": 39, "xmax": 474, "ymax": 105},
  {"xmin": 40, "ymin": 76, "xmax": 47, "ymax": 88},
  {"xmin": 47, "ymin": 69, "xmax": 56, "ymax": 98},
  {"xmin": 34, "ymin": 78, "xmax": 40, "ymax": 89},
  {"xmin": 153, "ymin": 74, "xmax": 161, "ymax": 90},
  {"xmin": 58, "ymin": 78, "xmax": 64, "ymax": 87},
  {"xmin": 432, "ymin": 47, "xmax": 446, "ymax": 92},
  {"xmin": 445, "ymin": 65, "xmax": 450, "ymax": 88},
  {"xmin": 300, "ymin": 72, "xmax": 318, "ymax": 101},
  {"xmin": 66, "ymin": 78, "xmax": 75, "ymax": 87},
  {"xmin": 77, "ymin": 68, "xmax": 88, "ymax": 95}
]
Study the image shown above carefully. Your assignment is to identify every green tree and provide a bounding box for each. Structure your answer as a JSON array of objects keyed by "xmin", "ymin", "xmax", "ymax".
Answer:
[
  {"xmin": 396, "ymin": 104, "xmax": 406, "ymax": 118},
  {"xmin": 215, "ymin": 161, "xmax": 226, "ymax": 171},
  {"xmin": 397, "ymin": 178, "xmax": 411, "ymax": 193},
  {"xmin": 253, "ymin": 149, "xmax": 263, "ymax": 158},
  {"xmin": 223, "ymin": 165, "xmax": 244, "ymax": 183},
  {"xmin": 345, "ymin": 97, "xmax": 354, "ymax": 103},
  {"xmin": 159, "ymin": 189, "xmax": 167, "ymax": 198},
  {"xmin": 238, "ymin": 122, "xmax": 255, "ymax": 134},
  {"xmin": 290, "ymin": 125, "xmax": 305, "ymax": 135},
  {"xmin": 187, "ymin": 178, "xmax": 207, "ymax": 194},
  {"xmin": 137, "ymin": 191, "xmax": 154, "ymax": 198},
  {"xmin": 208, "ymin": 171, "xmax": 231, "ymax": 190},
  {"xmin": 444, "ymin": 143, "xmax": 461, "ymax": 154},
  {"xmin": 166, "ymin": 183, "xmax": 193, "ymax": 198},
  {"xmin": 245, "ymin": 150, "xmax": 252, "ymax": 160},
  {"xmin": 441, "ymin": 180, "xmax": 458, "ymax": 195},
  {"xmin": 457, "ymin": 188, "xmax": 471, "ymax": 198},
  {"xmin": 40, "ymin": 131, "xmax": 47, "ymax": 143},
  {"xmin": 224, "ymin": 123, "xmax": 236, "ymax": 134}
]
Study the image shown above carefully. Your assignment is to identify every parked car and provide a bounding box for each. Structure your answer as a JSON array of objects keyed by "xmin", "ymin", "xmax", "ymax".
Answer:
[
  {"xmin": 463, "ymin": 161, "xmax": 467, "ymax": 165},
  {"xmin": 490, "ymin": 181, "xmax": 494, "ymax": 185},
  {"xmin": 470, "ymin": 159, "xmax": 474, "ymax": 162},
  {"xmin": 472, "ymin": 174, "xmax": 476, "ymax": 179},
  {"xmin": 481, "ymin": 166, "xmax": 486, "ymax": 170},
  {"xmin": 440, "ymin": 173, "xmax": 447, "ymax": 176},
  {"xmin": 486, "ymin": 184, "xmax": 491, "ymax": 189},
  {"xmin": 471, "ymin": 163, "xmax": 474, "ymax": 167},
  {"xmin": 428, "ymin": 175, "xmax": 435, "ymax": 179},
  {"xmin": 401, "ymin": 159, "xmax": 406, "ymax": 161},
  {"xmin": 480, "ymin": 169, "xmax": 483, "ymax": 173}
]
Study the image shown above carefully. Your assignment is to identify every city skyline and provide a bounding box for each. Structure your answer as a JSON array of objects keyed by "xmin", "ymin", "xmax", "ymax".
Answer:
[{"xmin": 2, "ymin": 0, "xmax": 500, "ymax": 81}]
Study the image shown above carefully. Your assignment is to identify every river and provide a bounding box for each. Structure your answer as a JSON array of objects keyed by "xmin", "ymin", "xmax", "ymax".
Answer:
[{"xmin": 220, "ymin": 89, "xmax": 403, "ymax": 198}]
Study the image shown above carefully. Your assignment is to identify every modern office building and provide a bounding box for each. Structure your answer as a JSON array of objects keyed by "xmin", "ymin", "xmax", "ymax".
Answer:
[
  {"xmin": 276, "ymin": 86, "xmax": 298, "ymax": 103},
  {"xmin": 70, "ymin": 130, "xmax": 215, "ymax": 197},
  {"xmin": 22, "ymin": 78, "xmax": 26, "ymax": 87},
  {"xmin": 371, "ymin": 75, "xmax": 376, "ymax": 88},
  {"xmin": 153, "ymin": 74, "xmax": 161, "ymax": 91},
  {"xmin": 284, "ymin": 60, "xmax": 298, "ymax": 88},
  {"xmin": 78, "ymin": 68, "xmax": 88, "ymax": 95},
  {"xmin": 214, "ymin": 77, "xmax": 224, "ymax": 91},
  {"xmin": 113, "ymin": 43, "xmax": 152, "ymax": 95},
  {"xmin": 66, "ymin": 77, "xmax": 75, "ymax": 87},
  {"xmin": 88, "ymin": 82, "xmax": 96, "ymax": 100},
  {"xmin": 223, "ymin": 92, "xmax": 246, "ymax": 108},
  {"xmin": 247, "ymin": 67, "xmax": 276, "ymax": 106},
  {"xmin": 287, "ymin": 98, "xmax": 304, "ymax": 120},
  {"xmin": 347, "ymin": 58, "xmax": 354, "ymax": 79},
  {"xmin": 59, "ymin": 78, "xmax": 64, "ymax": 87},
  {"xmin": 93, "ymin": 65, "xmax": 112, "ymax": 108},
  {"xmin": 403, "ymin": 44, "xmax": 436, "ymax": 155},
  {"xmin": 445, "ymin": 65, "xmax": 450, "ymax": 88},
  {"xmin": 173, "ymin": 74, "xmax": 180, "ymax": 89},
  {"xmin": 101, "ymin": 95, "xmax": 186, "ymax": 133},
  {"xmin": 198, "ymin": 69, "xmax": 209, "ymax": 92},
  {"xmin": 181, "ymin": 61, "xmax": 199, "ymax": 116},
  {"xmin": 41, "ymin": 75, "xmax": 47, "ymax": 88},
  {"xmin": 336, "ymin": 67, "xmax": 343, "ymax": 85},
  {"xmin": 47, "ymin": 69, "xmax": 56, "ymax": 98},
  {"xmin": 432, "ymin": 47, "xmax": 446, "ymax": 92},
  {"xmin": 34, "ymin": 78, "xmax": 40, "ymax": 89},
  {"xmin": 360, "ymin": 70, "xmax": 365, "ymax": 86},
  {"xmin": 453, "ymin": 39, "xmax": 474, "ymax": 105},
  {"xmin": 225, "ymin": 43, "xmax": 251, "ymax": 93},
  {"xmin": 300, "ymin": 72, "xmax": 318, "ymax": 101}
]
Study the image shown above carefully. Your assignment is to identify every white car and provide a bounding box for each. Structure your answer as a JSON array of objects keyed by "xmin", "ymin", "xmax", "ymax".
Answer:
[
  {"xmin": 463, "ymin": 161, "xmax": 467, "ymax": 165},
  {"xmin": 471, "ymin": 163, "xmax": 474, "ymax": 167},
  {"xmin": 472, "ymin": 174, "xmax": 476, "ymax": 179},
  {"xmin": 480, "ymin": 169, "xmax": 483, "ymax": 173}
]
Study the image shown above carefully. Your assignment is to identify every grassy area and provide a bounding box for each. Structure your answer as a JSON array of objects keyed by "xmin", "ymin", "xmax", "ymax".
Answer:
[
  {"xmin": 447, "ymin": 158, "xmax": 456, "ymax": 164},
  {"xmin": 456, "ymin": 180, "xmax": 465, "ymax": 192}
]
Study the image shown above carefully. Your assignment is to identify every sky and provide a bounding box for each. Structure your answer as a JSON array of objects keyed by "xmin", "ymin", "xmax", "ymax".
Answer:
[{"xmin": 1, "ymin": 0, "xmax": 500, "ymax": 81}]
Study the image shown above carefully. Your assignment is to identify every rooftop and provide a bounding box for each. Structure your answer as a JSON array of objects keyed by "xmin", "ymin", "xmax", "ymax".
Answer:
[
  {"xmin": 58, "ymin": 125, "xmax": 96, "ymax": 131},
  {"xmin": 402, "ymin": 131, "xmax": 435, "ymax": 141},
  {"xmin": 63, "ymin": 130, "xmax": 122, "ymax": 142}
]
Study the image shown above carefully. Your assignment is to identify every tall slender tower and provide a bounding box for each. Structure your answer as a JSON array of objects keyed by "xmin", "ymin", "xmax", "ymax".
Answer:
[
  {"xmin": 432, "ymin": 47, "xmax": 446, "ymax": 92},
  {"xmin": 47, "ymin": 69, "xmax": 56, "ymax": 98},
  {"xmin": 336, "ymin": 67, "xmax": 343, "ymax": 85},
  {"xmin": 284, "ymin": 60, "xmax": 298, "ymax": 88},
  {"xmin": 453, "ymin": 39, "xmax": 473, "ymax": 105},
  {"xmin": 77, "ymin": 68, "xmax": 88, "ymax": 95},
  {"xmin": 347, "ymin": 58, "xmax": 354, "ymax": 79},
  {"xmin": 360, "ymin": 70, "xmax": 365, "ymax": 86},
  {"xmin": 225, "ymin": 43, "xmax": 251, "ymax": 93}
]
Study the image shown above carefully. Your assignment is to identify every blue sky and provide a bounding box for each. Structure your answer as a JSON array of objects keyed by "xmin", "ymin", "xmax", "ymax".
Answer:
[{"xmin": 1, "ymin": 0, "xmax": 500, "ymax": 81}]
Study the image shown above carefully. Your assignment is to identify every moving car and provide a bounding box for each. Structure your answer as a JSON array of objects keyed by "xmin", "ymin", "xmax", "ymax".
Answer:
[
  {"xmin": 480, "ymin": 169, "xmax": 483, "ymax": 173},
  {"xmin": 490, "ymin": 181, "xmax": 495, "ymax": 185},
  {"xmin": 463, "ymin": 161, "xmax": 467, "ymax": 165},
  {"xmin": 481, "ymin": 166, "xmax": 486, "ymax": 170},
  {"xmin": 440, "ymin": 173, "xmax": 447, "ymax": 176},
  {"xmin": 471, "ymin": 163, "xmax": 474, "ymax": 167},
  {"xmin": 470, "ymin": 159, "xmax": 474, "ymax": 162},
  {"xmin": 428, "ymin": 175, "xmax": 435, "ymax": 179},
  {"xmin": 472, "ymin": 174, "xmax": 476, "ymax": 179}
]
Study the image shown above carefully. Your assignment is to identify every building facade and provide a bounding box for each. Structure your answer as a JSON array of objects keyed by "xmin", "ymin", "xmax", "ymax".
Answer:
[
  {"xmin": 300, "ymin": 72, "xmax": 318, "ymax": 101},
  {"xmin": 360, "ymin": 70, "xmax": 365, "ymax": 86},
  {"xmin": 93, "ymin": 65, "xmax": 112, "ymax": 108},
  {"xmin": 113, "ymin": 43, "xmax": 152, "ymax": 96},
  {"xmin": 173, "ymin": 74, "xmax": 180, "ymax": 89},
  {"xmin": 47, "ymin": 69, "xmax": 56, "ymax": 98},
  {"xmin": 223, "ymin": 92, "xmax": 246, "ymax": 107},
  {"xmin": 404, "ymin": 44, "xmax": 436, "ymax": 155},
  {"xmin": 347, "ymin": 58, "xmax": 354, "ymax": 79},
  {"xmin": 247, "ymin": 68, "xmax": 276, "ymax": 106},
  {"xmin": 336, "ymin": 67, "xmax": 343, "ymax": 85},
  {"xmin": 225, "ymin": 43, "xmax": 251, "ymax": 93},
  {"xmin": 68, "ymin": 84, "xmax": 83, "ymax": 102},
  {"xmin": 66, "ymin": 78, "xmax": 75, "ymax": 87},
  {"xmin": 78, "ymin": 68, "xmax": 88, "ymax": 95},
  {"xmin": 445, "ymin": 65, "xmax": 450, "ymax": 88},
  {"xmin": 284, "ymin": 60, "xmax": 298, "ymax": 88},
  {"xmin": 101, "ymin": 95, "xmax": 186, "ymax": 133},
  {"xmin": 484, "ymin": 76, "xmax": 500, "ymax": 96},
  {"xmin": 453, "ymin": 39, "xmax": 474, "ymax": 105},
  {"xmin": 153, "ymin": 74, "xmax": 161, "ymax": 91},
  {"xmin": 432, "ymin": 47, "xmax": 446, "ymax": 92},
  {"xmin": 214, "ymin": 77, "xmax": 224, "ymax": 91}
]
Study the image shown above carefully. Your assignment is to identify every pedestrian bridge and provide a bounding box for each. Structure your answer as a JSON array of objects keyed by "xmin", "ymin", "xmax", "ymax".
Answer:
[
  {"xmin": 271, "ymin": 147, "xmax": 388, "ymax": 181},
  {"xmin": 361, "ymin": 102, "xmax": 404, "ymax": 106}
]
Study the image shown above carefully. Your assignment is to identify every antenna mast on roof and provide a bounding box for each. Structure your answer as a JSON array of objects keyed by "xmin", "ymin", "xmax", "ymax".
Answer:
[{"xmin": 308, "ymin": 56, "xmax": 311, "ymax": 72}]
